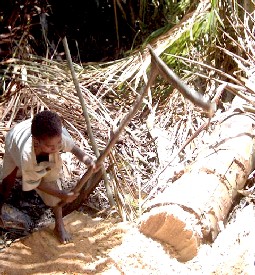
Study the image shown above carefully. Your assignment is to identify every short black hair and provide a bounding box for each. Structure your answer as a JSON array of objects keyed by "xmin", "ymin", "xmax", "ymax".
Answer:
[{"xmin": 31, "ymin": 110, "xmax": 62, "ymax": 139}]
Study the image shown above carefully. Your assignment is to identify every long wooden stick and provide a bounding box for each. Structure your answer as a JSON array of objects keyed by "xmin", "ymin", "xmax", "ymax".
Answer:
[
  {"xmin": 62, "ymin": 44, "xmax": 216, "ymax": 206},
  {"xmin": 62, "ymin": 36, "xmax": 114, "ymax": 205},
  {"xmin": 72, "ymin": 62, "xmax": 158, "ymax": 194},
  {"xmin": 59, "ymin": 53, "xmax": 158, "ymax": 208}
]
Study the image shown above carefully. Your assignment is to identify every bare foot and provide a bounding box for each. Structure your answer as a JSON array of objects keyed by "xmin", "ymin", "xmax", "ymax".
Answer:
[{"xmin": 53, "ymin": 225, "xmax": 72, "ymax": 244}]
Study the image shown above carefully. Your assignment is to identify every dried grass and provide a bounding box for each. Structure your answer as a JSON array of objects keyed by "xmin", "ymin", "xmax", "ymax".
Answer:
[{"xmin": 1, "ymin": 1, "xmax": 254, "ymax": 224}]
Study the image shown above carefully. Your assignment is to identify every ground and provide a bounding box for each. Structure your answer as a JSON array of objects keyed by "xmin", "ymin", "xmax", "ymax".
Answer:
[
  {"xmin": 0, "ymin": 195, "xmax": 254, "ymax": 275},
  {"xmin": 0, "ymin": 109, "xmax": 255, "ymax": 274}
]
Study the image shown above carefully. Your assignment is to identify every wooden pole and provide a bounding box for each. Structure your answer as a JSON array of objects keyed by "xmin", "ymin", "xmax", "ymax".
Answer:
[
  {"xmin": 61, "ymin": 51, "xmax": 158, "ymax": 210},
  {"xmin": 71, "ymin": 63, "xmax": 158, "ymax": 194},
  {"xmin": 62, "ymin": 36, "xmax": 115, "ymax": 206},
  {"xmin": 62, "ymin": 45, "xmax": 217, "ymax": 210}
]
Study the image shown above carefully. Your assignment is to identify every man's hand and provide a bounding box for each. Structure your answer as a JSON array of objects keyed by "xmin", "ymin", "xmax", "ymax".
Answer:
[
  {"xmin": 86, "ymin": 158, "xmax": 102, "ymax": 171},
  {"xmin": 82, "ymin": 155, "xmax": 94, "ymax": 167},
  {"xmin": 71, "ymin": 145, "xmax": 101, "ymax": 172},
  {"xmin": 60, "ymin": 191, "xmax": 79, "ymax": 204},
  {"xmin": 89, "ymin": 159, "xmax": 102, "ymax": 173}
]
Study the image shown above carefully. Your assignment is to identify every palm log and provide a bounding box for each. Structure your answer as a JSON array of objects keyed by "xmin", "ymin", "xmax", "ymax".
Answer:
[{"xmin": 139, "ymin": 111, "xmax": 255, "ymax": 262}]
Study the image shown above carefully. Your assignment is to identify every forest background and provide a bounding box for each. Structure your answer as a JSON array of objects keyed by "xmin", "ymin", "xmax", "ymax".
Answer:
[{"xmin": 0, "ymin": 0, "xmax": 255, "ymax": 266}]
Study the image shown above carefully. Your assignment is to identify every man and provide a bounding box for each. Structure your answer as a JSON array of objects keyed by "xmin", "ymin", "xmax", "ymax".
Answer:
[{"xmin": 0, "ymin": 110, "xmax": 96, "ymax": 244}]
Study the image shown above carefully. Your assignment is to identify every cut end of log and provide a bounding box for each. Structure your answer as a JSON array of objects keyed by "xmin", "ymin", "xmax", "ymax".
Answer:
[{"xmin": 139, "ymin": 204, "xmax": 202, "ymax": 262}]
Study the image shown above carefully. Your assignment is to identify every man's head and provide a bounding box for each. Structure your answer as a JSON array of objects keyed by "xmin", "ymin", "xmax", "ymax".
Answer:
[{"xmin": 32, "ymin": 110, "xmax": 62, "ymax": 153}]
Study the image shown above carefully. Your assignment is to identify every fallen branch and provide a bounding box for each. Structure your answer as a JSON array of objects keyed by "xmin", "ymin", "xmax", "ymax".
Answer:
[
  {"xmin": 71, "ymin": 62, "xmax": 158, "ymax": 195},
  {"xmin": 63, "ymin": 45, "xmax": 217, "ymax": 210},
  {"xmin": 147, "ymin": 45, "xmax": 216, "ymax": 117},
  {"xmin": 61, "ymin": 50, "xmax": 158, "ymax": 210}
]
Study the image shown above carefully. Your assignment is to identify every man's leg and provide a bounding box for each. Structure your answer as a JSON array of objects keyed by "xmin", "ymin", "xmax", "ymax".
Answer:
[
  {"xmin": 36, "ymin": 179, "xmax": 72, "ymax": 244},
  {"xmin": 52, "ymin": 204, "xmax": 72, "ymax": 244},
  {"xmin": 0, "ymin": 167, "xmax": 18, "ymax": 210},
  {"xmin": 0, "ymin": 167, "xmax": 18, "ymax": 227}
]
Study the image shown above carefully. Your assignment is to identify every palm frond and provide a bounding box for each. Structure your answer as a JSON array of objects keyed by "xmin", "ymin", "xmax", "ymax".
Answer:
[{"xmin": 1, "ymin": 0, "xmax": 253, "ymax": 222}]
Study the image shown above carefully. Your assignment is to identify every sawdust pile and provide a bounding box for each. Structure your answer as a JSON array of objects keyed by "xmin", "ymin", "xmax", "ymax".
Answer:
[{"xmin": 0, "ymin": 201, "xmax": 255, "ymax": 275}]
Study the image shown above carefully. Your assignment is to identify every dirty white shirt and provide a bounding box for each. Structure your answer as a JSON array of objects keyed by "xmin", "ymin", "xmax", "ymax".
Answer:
[{"xmin": 2, "ymin": 119, "xmax": 74, "ymax": 191}]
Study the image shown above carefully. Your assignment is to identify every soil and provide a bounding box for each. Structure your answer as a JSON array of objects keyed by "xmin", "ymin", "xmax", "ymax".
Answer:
[
  {"xmin": 0, "ymin": 190, "xmax": 255, "ymax": 275},
  {"xmin": 0, "ymin": 112, "xmax": 255, "ymax": 274}
]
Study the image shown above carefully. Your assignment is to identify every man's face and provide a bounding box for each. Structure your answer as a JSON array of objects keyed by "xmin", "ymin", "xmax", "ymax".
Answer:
[{"xmin": 37, "ymin": 135, "xmax": 62, "ymax": 154}]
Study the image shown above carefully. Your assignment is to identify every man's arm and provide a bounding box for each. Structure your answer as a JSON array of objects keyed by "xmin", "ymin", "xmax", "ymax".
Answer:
[
  {"xmin": 71, "ymin": 145, "xmax": 95, "ymax": 167},
  {"xmin": 37, "ymin": 183, "xmax": 78, "ymax": 203}
]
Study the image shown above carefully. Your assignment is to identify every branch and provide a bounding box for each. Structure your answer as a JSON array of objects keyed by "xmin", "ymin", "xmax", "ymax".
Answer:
[{"xmin": 62, "ymin": 36, "xmax": 115, "ymax": 205}]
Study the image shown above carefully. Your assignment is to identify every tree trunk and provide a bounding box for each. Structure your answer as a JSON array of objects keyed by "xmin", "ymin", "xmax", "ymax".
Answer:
[{"xmin": 139, "ymin": 111, "xmax": 255, "ymax": 262}]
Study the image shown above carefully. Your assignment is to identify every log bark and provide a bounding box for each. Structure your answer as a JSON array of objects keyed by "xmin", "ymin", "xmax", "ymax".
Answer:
[{"xmin": 139, "ymin": 111, "xmax": 255, "ymax": 262}]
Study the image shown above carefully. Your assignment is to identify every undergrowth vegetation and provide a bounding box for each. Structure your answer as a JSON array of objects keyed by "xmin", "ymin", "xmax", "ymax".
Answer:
[{"xmin": 0, "ymin": 0, "xmax": 255, "ymax": 223}]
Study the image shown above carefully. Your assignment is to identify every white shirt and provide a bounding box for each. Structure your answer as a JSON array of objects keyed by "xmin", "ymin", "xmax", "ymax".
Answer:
[{"xmin": 2, "ymin": 119, "xmax": 75, "ymax": 191}]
